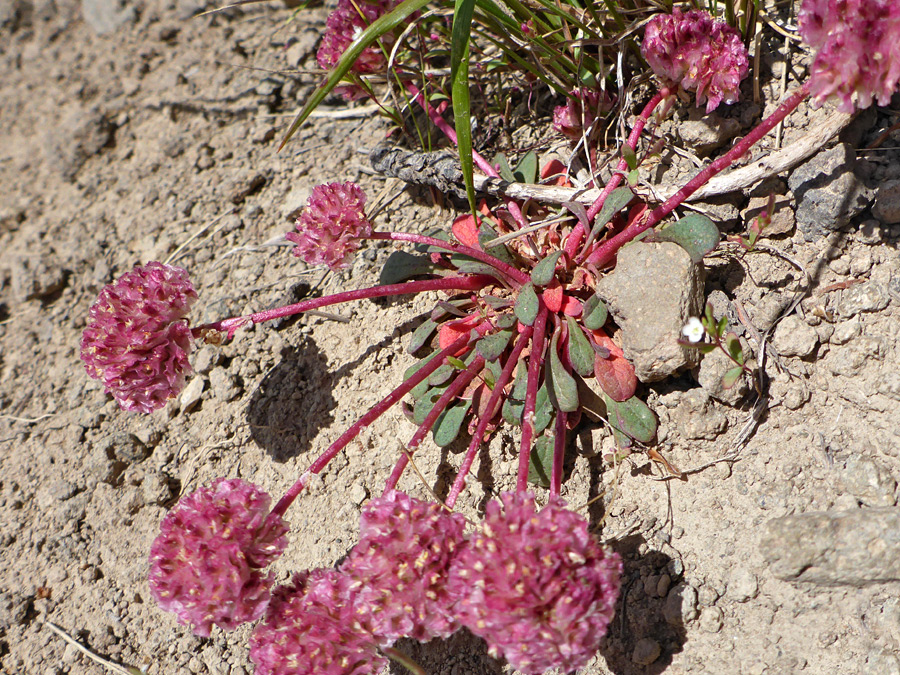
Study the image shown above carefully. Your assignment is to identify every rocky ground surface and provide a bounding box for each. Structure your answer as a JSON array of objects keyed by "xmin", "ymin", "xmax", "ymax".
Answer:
[{"xmin": 1, "ymin": 1, "xmax": 900, "ymax": 674}]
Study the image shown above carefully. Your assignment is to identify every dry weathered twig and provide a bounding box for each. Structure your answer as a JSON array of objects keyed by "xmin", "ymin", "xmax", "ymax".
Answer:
[
  {"xmin": 45, "ymin": 622, "xmax": 141, "ymax": 675},
  {"xmin": 373, "ymin": 109, "xmax": 854, "ymax": 207}
]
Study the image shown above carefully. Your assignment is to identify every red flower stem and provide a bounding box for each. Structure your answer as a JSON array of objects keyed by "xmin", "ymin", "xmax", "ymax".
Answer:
[
  {"xmin": 368, "ymin": 231, "xmax": 531, "ymax": 285},
  {"xmin": 569, "ymin": 87, "xmax": 671, "ymax": 262},
  {"xmin": 516, "ymin": 307, "xmax": 549, "ymax": 491},
  {"xmin": 446, "ymin": 324, "xmax": 534, "ymax": 508},
  {"xmin": 270, "ymin": 326, "xmax": 490, "ymax": 518},
  {"xmin": 383, "ymin": 353, "xmax": 486, "ymax": 494},
  {"xmin": 404, "ymin": 83, "xmax": 530, "ymax": 230},
  {"xmin": 192, "ymin": 275, "xmax": 491, "ymax": 340},
  {"xmin": 550, "ymin": 410, "xmax": 567, "ymax": 497},
  {"xmin": 585, "ymin": 82, "xmax": 811, "ymax": 268}
]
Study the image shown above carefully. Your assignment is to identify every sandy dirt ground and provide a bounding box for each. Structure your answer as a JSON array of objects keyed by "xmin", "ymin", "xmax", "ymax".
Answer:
[{"xmin": 1, "ymin": 1, "xmax": 900, "ymax": 674}]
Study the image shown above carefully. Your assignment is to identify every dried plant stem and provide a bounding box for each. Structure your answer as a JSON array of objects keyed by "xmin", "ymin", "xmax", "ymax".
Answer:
[
  {"xmin": 517, "ymin": 307, "xmax": 549, "ymax": 492},
  {"xmin": 383, "ymin": 354, "xmax": 486, "ymax": 493},
  {"xmin": 586, "ymin": 82, "xmax": 811, "ymax": 267},
  {"xmin": 446, "ymin": 324, "xmax": 534, "ymax": 508},
  {"xmin": 271, "ymin": 327, "xmax": 489, "ymax": 518},
  {"xmin": 194, "ymin": 275, "xmax": 491, "ymax": 340}
]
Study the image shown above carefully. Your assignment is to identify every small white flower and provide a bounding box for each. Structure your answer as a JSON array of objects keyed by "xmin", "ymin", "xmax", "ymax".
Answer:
[{"xmin": 681, "ymin": 317, "xmax": 705, "ymax": 343}]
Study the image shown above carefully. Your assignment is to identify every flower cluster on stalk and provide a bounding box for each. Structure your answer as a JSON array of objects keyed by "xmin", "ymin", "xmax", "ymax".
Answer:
[
  {"xmin": 798, "ymin": 0, "xmax": 900, "ymax": 111},
  {"xmin": 641, "ymin": 8, "xmax": 749, "ymax": 113},
  {"xmin": 80, "ymin": 261, "xmax": 197, "ymax": 413}
]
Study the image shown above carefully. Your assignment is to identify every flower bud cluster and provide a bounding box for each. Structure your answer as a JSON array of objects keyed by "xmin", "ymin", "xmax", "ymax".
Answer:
[
  {"xmin": 642, "ymin": 8, "xmax": 749, "ymax": 113},
  {"xmin": 80, "ymin": 262, "xmax": 197, "ymax": 413},
  {"xmin": 798, "ymin": 0, "xmax": 900, "ymax": 112}
]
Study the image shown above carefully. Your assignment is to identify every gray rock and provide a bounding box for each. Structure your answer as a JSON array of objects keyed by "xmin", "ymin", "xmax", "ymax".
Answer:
[
  {"xmin": 110, "ymin": 432, "xmax": 150, "ymax": 463},
  {"xmin": 842, "ymin": 457, "xmax": 897, "ymax": 507},
  {"xmin": 81, "ymin": 0, "xmax": 136, "ymax": 35},
  {"xmin": 209, "ymin": 367, "xmax": 241, "ymax": 401},
  {"xmin": 663, "ymin": 583, "xmax": 698, "ymax": 625},
  {"xmin": 699, "ymin": 606, "xmax": 723, "ymax": 633},
  {"xmin": 760, "ymin": 508, "xmax": 900, "ymax": 586},
  {"xmin": 669, "ymin": 389, "xmax": 728, "ymax": 440},
  {"xmin": 631, "ymin": 637, "xmax": 661, "ymax": 666},
  {"xmin": 593, "ymin": 242, "xmax": 705, "ymax": 382},
  {"xmin": 727, "ymin": 569, "xmax": 759, "ymax": 602},
  {"xmin": 741, "ymin": 194, "xmax": 795, "ymax": 237},
  {"xmin": 677, "ymin": 109, "xmax": 741, "ymax": 155},
  {"xmin": 180, "ymin": 376, "xmax": 205, "ymax": 412},
  {"xmin": 192, "ymin": 345, "xmax": 220, "ymax": 374},
  {"xmin": 142, "ymin": 472, "xmax": 173, "ymax": 506},
  {"xmin": 831, "ymin": 317, "xmax": 861, "ymax": 345},
  {"xmin": 788, "ymin": 143, "xmax": 873, "ymax": 241},
  {"xmin": 49, "ymin": 480, "xmax": 78, "ymax": 501},
  {"xmin": 838, "ymin": 281, "xmax": 889, "ymax": 317},
  {"xmin": 873, "ymin": 180, "xmax": 900, "ymax": 225},
  {"xmin": 694, "ymin": 343, "xmax": 750, "ymax": 406},
  {"xmin": 10, "ymin": 257, "xmax": 68, "ymax": 302},
  {"xmin": 863, "ymin": 651, "xmax": 900, "ymax": 675},
  {"xmin": 772, "ymin": 315, "xmax": 818, "ymax": 358},
  {"xmin": 877, "ymin": 370, "xmax": 900, "ymax": 401}
]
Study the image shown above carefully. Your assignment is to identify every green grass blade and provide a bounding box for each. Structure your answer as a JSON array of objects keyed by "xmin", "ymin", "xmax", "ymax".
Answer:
[
  {"xmin": 278, "ymin": 0, "xmax": 432, "ymax": 150},
  {"xmin": 451, "ymin": 0, "xmax": 478, "ymax": 215}
]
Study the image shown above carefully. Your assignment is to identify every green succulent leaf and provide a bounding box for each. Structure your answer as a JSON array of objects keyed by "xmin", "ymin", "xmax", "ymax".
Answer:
[
  {"xmin": 514, "ymin": 283, "xmax": 540, "ymax": 326},
  {"xmin": 494, "ymin": 152, "xmax": 516, "ymax": 182},
  {"xmin": 725, "ymin": 332, "xmax": 744, "ymax": 364},
  {"xmin": 603, "ymin": 393, "xmax": 657, "ymax": 448},
  {"xmin": 379, "ymin": 251, "xmax": 440, "ymax": 285},
  {"xmin": 513, "ymin": 150, "xmax": 538, "ymax": 184},
  {"xmin": 478, "ymin": 222, "xmax": 514, "ymax": 264},
  {"xmin": 413, "ymin": 384, "xmax": 450, "ymax": 425},
  {"xmin": 581, "ymin": 293, "xmax": 608, "ymax": 330},
  {"xmin": 531, "ymin": 251, "xmax": 563, "ymax": 287},
  {"xmin": 589, "ymin": 187, "xmax": 633, "ymax": 240},
  {"xmin": 408, "ymin": 319, "xmax": 438, "ymax": 354},
  {"xmin": 450, "ymin": 255, "xmax": 509, "ymax": 284},
  {"xmin": 433, "ymin": 400, "xmax": 472, "ymax": 446},
  {"xmin": 721, "ymin": 366, "xmax": 744, "ymax": 390},
  {"xmin": 565, "ymin": 316, "xmax": 594, "ymax": 377},
  {"xmin": 476, "ymin": 329, "xmax": 513, "ymax": 361},
  {"xmin": 546, "ymin": 331, "xmax": 579, "ymax": 412},
  {"xmin": 496, "ymin": 312, "xmax": 518, "ymax": 329},
  {"xmin": 527, "ymin": 435, "xmax": 553, "ymax": 488},
  {"xmin": 622, "ymin": 144, "xmax": 637, "ymax": 171},
  {"xmin": 656, "ymin": 213, "xmax": 721, "ymax": 264}
]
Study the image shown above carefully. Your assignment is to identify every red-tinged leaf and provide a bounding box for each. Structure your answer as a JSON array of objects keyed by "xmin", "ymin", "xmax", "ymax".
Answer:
[
  {"xmin": 542, "ymin": 281, "xmax": 564, "ymax": 313},
  {"xmin": 540, "ymin": 159, "xmax": 571, "ymax": 187},
  {"xmin": 721, "ymin": 366, "xmax": 744, "ymax": 390},
  {"xmin": 439, "ymin": 315, "xmax": 479, "ymax": 352},
  {"xmin": 452, "ymin": 213, "xmax": 480, "ymax": 248},
  {"xmin": 563, "ymin": 295, "xmax": 582, "ymax": 316},
  {"xmin": 592, "ymin": 329, "xmax": 637, "ymax": 402}
]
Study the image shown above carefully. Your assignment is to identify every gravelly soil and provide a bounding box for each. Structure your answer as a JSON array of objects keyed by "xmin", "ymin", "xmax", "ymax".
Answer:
[{"xmin": 1, "ymin": 2, "xmax": 899, "ymax": 674}]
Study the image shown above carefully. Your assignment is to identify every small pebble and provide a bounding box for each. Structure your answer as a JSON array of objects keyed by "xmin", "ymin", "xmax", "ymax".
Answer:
[{"xmin": 631, "ymin": 637, "xmax": 661, "ymax": 666}]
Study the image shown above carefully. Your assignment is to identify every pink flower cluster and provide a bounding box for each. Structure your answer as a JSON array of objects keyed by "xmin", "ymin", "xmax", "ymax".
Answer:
[
  {"xmin": 798, "ymin": 0, "xmax": 900, "ymax": 112},
  {"xmin": 250, "ymin": 569, "xmax": 387, "ymax": 675},
  {"xmin": 317, "ymin": 0, "xmax": 394, "ymax": 73},
  {"xmin": 80, "ymin": 262, "xmax": 197, "ymax": 413},
  {"xmin": 642, "ymin": 8, "xmax": 749, "ymax": 113},
  {"xmin": 243, "ymin": 491, "xmax": 621, "ymax": 674},
  {"xmin": 148, "ymin": 479, "xmax": 289, "ymax": 637},
  {"xmin": 449, "ymin": 492, "xmax": 623, "ymax": 675},
  {"xmin": 286, "ymin": 182, "xmax": 373, "ymax": 270},
  {"xmin": 341, "ymin": 490, "xmax": 467, "ymax": 642},
  {"xmin": 552, "ymin": 88, "xmax": 616, "ymax": 140}
]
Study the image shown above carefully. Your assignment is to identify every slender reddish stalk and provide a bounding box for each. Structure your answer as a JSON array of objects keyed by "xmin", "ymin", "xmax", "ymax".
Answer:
[
  {"xmin": 446, "ymin": 324, "xmax": 534, "ymax": 508},
  {"xmin": 193, "ymin": 275, "xmax": 492, "ymax": 340},
  {"xmin": 516, "ymin": 307, "xmax": 549, "ymax": 491},
  {"xmin": 567, "ymin": 88, "xmax": 671, "ymax": 261},
  {"xmin": 550, "ymin": 410, "xmax": 567, "ymax": 497},
  {"xmin": 368, "ymin": 231, "xmax": 531, "ymax": 285},
  {"xmin": 405, "ymin": 83, "xmax": 530, "ymax": 230},
  {"xmin": 271, "ymin": 326, "xmax": 490, "ymax": 518},
  {"xmin": 586, "ymin": 82, "xmax": 811, "ymax": 267},
  {"xmin": 383, "ymin": 353, "xmax": 486, "ymax": 493}
]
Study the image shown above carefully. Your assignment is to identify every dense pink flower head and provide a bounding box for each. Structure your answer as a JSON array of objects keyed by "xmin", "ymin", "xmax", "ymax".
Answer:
[
  {"xmin": 81, "ymin": 262, "xmax": 197, "ymax": 413},
  {"xmin": 642, "ymin": 8, "xmax": 749, "ymax": 113},
  {"xmin": 798, "ymin": 0, "xmax": 900, "ymax": 112},
  {"xmin": 317, "ymin": 0, "xmax": 394, "ymax": 74},
  {"xmin": 148, "ymin": 478, "xmax": 289, "ymax": 637},
  {"xmin": 341, "ymin": 490, "xmax": 467, "ymax": 643},
  {"xmin": 250, "ymin": 569, "xmax": 387, "ymax": 675},
  {"xmin": 552, "ymin": 88, "xmax": 616, "ymax": 140},
  {"xmin": 449, "ymin": 492, "xmax": 622, "ymax": 675},
  {"xmin": 286, "ymin": 182, "xmax": 372, "ymax": 270}
]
